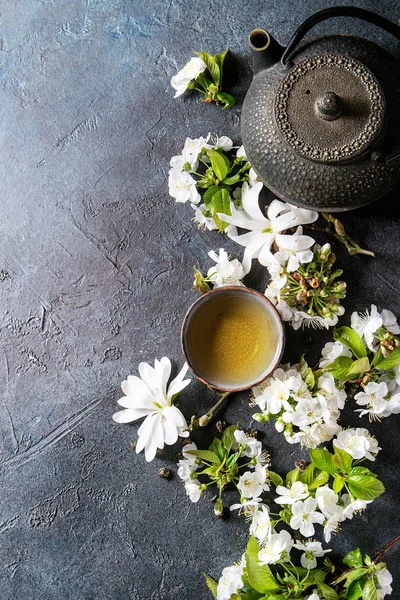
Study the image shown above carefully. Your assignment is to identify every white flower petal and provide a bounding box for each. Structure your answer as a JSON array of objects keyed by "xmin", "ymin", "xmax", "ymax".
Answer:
[
  {"xmin": 113, "ymin": 408, "xmax": 153, "ymax": 424},
  {"xmin": 241, "ymin": 181, "xmax": 265, "ymax": 221}
]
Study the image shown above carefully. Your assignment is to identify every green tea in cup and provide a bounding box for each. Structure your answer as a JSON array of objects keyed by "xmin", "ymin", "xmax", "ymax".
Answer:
[{"xmin": 181, "ymin": 286, "xmax": 285, "ymax": 391}]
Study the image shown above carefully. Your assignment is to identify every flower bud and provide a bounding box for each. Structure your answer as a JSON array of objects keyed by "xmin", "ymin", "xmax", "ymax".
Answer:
[
  {"xmin": 192, "ymin": 267, "xmax": 211, "ymax": 294},
  {"xmin": 253, "ymin": 412, "xmax": 270, "ymax": 422},
  {"xmin": 320, "ymin": 243, "xmax": 331, "ymax": 261},
  {"xmin": 214, "ymin": 498, "xmax": 224, "ymax": 518}
]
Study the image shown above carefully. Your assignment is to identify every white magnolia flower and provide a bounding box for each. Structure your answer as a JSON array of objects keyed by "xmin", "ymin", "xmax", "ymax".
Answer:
[
  {"xmin": 171, "ymin": 56, "xmax": 207, "ymax": 97},
  {"xmin": 354, "ymin": 381, "xmax": 389, "ymax": 419},
  {"xmin": 333, "ymin": 428, "xmax": 381, "ymax": 461},
  {"xmin": 112, "ymin": 357, "xmax": 190, "ymax": 462},
  {"xmin": 258, "ymin": 530, "xmax": 293, "ymax": 565},
  {"xmin": 275, "ymin": 482, "xmax": 309, "ymax": 505},
  {"xmin": 218, "ymin": 186, "xmax": 318, "ymax": 273},
  {"xmin": 217, "ymin": 562, "xmax": 244, "ymax": 600},
  {"xmin": 319, "ymin": 341, "xmax": 352, "ymax": 368},
  {"xmin": 351, "ymin": 305, "xmax": 382, "ymax": 350},
  {"xmin": 315, "ymin": 486, "xmax": 341, "ymax": 518},
  {"xmin": 249, "ymin": 506, "xmax": 272, "ymax": 543},
  {"xmin": 233, "ymin": 430, "xmax": 262, "ymax": 458},
  {"xmin": 207, "ymin": 248, "xmax": 245, "ymax": 287},
  {"xmin": 184, "ymin": 480, "xmax": 203, "ymax": 502},
  {"xmin": 290, "ymin": 497, "xmax": 324, "ymax": 537},
  {"xmin": 375, "ymin": 567, "xmax": 393, "ymax": 598},
  {"xmin": 168, "ymin": 169, "xmax": 201, "ymax": 204},
  {"xmin": 293, "ymin": 540, "xmax": 332, "ymax": 569},
  {"xmin": 237, "ymin": 470, "xmax": 269, "ymax": 499}
]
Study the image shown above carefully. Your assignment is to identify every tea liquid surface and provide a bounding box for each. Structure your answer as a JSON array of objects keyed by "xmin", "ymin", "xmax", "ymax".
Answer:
[{"xmin": 186, "ymin": 293, "xmax": 279, "ymax": 388}]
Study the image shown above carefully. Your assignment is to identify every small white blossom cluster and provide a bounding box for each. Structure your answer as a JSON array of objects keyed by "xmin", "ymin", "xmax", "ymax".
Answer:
[
  {"xmin": 252, "ymin": 365, "xmax": 345, "ymax": 448},
  {"xmin": 170, "ymin": 56, "xmax": 207, "ymax": 97},
  {"xmin": 351, "ymin": 305, "xmax": 400, "ymax": 420},
  {"xmin": 265, "ymin": 242, "xmax": 346, "ymax": 330},
  {"xmin": 168, "ymin": 134, "xmax": 236, "ymax": 226},
  {"xmin": 275, "ymin": 481, "xmax": 371, "ymax": 543},
  {"xmin": 333, "ymin": 427, "xmax": 381, "ymax": 461},
  {"xmin": 177, "ymin": 442, "xmax": 205, "ymax": 502},
  {"xmin": 205, "ymin": 248, "xmax": 245, "ymax": 288}
]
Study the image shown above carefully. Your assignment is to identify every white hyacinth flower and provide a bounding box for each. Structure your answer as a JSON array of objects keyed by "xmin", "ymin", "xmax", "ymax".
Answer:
[
  {"xmin": 171, "ymin": 56, "xmax": 207, "ymax": 97},
  {"xmin": 207, "ymin": 248, "xmax": 245, "ymax": 287},
  {"xmin": 293, "ymin": 540, "xmax": 332, "ymax": 569},
  {"xmin": 112, "ymin": 357, "xmax": 191, "ymax": 462},
  {"xmin": 290, "ymin": 497, "xmax": 324, "ymax": 537},
  {"xmin": 218, "ymin": 185, "xmax": 318, "ymax": 274}
]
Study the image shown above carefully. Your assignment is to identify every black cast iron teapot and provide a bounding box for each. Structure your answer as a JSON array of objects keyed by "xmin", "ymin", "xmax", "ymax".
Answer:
[{"xmin": 241, "ymin": 6, "xmax": 400, "ymax": 211}]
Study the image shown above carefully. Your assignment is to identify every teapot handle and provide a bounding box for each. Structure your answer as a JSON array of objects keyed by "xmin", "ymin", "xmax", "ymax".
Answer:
[{"xmin": 281, "ymin": 6, "xmax": 400, "ymax": 66}]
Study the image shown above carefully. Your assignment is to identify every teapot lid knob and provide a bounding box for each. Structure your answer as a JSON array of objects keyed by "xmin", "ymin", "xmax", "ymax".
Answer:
[{"xmin": 315, "ymin": 92, "xmax": 342, "ymax": 121}]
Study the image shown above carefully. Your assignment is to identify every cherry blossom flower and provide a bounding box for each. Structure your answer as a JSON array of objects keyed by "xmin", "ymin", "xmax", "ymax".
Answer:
[
  {"xmin": 171, "ymin": 56, "xmax": 207, "ymax": 97},
  {"xmin": 375, "ymin": 567, "xmax": 393, "ymax": 599},
  {"xmin": 237, "ymin": 470, "xmax": 269, "ymax": 499},
  {"xmin": 341, "ymin": 494, "xmax": 370, "ymax": 519},
  {"xmin": 275, "ymin": 482, "xmax": 309, "ymax": 505},
  {"xmin": 168, "ymin": 169, "xmax": 201, "ymax": 204},
  {"xmin": 206, "ymin": 248, "xmax": 245, "ymax": 287},
  {"xmin": 323, "ymin": 511, "xmax": 343, "ymax": 543},
  {"xmin": 229, "ymin": 497, "xmax": 264, "ymax": 514},
  {"xmin": 112, "ymin": 357, "xmax": 191, "ymax": 462},
  {"xmin": 290, "ymin": 497, "xmax": 324, "ymax": 537},
  {"xmin": 293, "ymin": 540, "xmax": 331, "ymax": 569},
  {"xmin": 217, "ymin": 562, "xmax": 244, "ymax": 600},
  {"xmin": 350, "ymin": 305, "xmax": 383, "ymax": 350},
  {"xmin": 249, "ymin": 506, "xmax": 272, "ymax": 543},
  {"xmin": 258, "ymin": 530, "xmax": 294, "ymax": 565},
  {"xmin": 315, "ymin": 486, "xmax": 341, "ymax": 518},
  {"xmin": 354, "ymin": 381, "xmax": 391, "ymax": 419},
  {"xmin": 233, "ymin": 430, "xmax": 263, "ymax": 458},
  {"xmin": 184, "ymin": 480, "xmax": 203, "ymax": 502},
  {"xmin": 319, "ymin": 341, "xmax": 352, "ymax": 368},
  {"xmin": 333, "ymin": 428, "xmax": 381, "ymax": 461}
]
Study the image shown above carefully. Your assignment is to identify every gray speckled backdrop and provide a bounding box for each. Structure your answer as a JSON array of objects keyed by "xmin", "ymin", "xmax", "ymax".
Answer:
[{"xmin": 0, "ymin": 1, "xmax": 399, "ymax": 598}]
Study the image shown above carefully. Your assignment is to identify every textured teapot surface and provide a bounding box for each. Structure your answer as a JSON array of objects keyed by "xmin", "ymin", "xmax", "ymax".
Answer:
[{"xmin": 241, "ymin": 34, "xmax": 400, "ymax": 212}]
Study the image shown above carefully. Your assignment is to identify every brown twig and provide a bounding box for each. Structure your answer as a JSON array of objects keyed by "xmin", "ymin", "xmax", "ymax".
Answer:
[{"xmin": 372, "ymin": 535, "xmax": 400, "ymax": 563}]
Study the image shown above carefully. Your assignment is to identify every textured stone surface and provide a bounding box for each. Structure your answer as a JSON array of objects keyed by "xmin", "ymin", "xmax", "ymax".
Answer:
[{"xmin": 0, "ymin": 1, "xmax": 399, "ymax": 598}]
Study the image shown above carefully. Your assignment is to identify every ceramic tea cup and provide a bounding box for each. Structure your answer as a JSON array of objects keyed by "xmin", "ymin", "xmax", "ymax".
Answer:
[{"xmin": 181, "ymin": 286, "xmax": 285, "ymax": 392}]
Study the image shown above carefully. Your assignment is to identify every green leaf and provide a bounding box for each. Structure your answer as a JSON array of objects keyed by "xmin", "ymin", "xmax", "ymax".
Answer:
[
  {"xmin": 285, "ymin": 466, "xmax": 301, "ymax": 486},
  {"xmin": 215, "ymin": 91, "xmax": 236, "ymax": 109},
  {"xmin": 333, "ymin": 474, "xmax": 345, "ymax": 494},
  {"xmin": 347, "ymin": 472, "xmax": 385, "ymax": 501},
  {"xmin": 350, "ymin": 466, "xmax": 377, "ymax": 478},
  {"xmin": 344, "ymin": 579, "xmax": 365, "ymax": 600},
  {"xmin": 209, "ymin": 188, "xmax": 231, "ymax": 231},
  {"xmin": 203, "ymin": 185, "xmax": 220, "ymax": 208},
  {"xmin": 376, "ymin": 347, "xmax": 400, "ymax": 370},
  {"xmin": 371, "ymin": 347, "xmax": 384, "ymax": 367},
  {"xmin": 185, "ymin": 449, "xmax": 221, "ymax": 464},
  {"xmin": 362, "ymin": 579, "xmax": 377, "ymax": 600},
  {"xmin": 226, "ymin": 452, "xmax": 240, "ymax": 468},
  {"xmin": 309, "ymin": 448, "xmax": 337, "ymax": 475},
  {"xmin": 268, "ymin": 470, "xmax": 284, "ymax": 487},
  {"xmin": 245, "ymin": 549, "xmax": 281, "ymax": 594},
  {"xmin": 318, "ymin": 582, "xmax": 339, "ymax": 600},
  {"xmin": 343, "ymin": 548, "xmax": 363, "ymax": 568},
  {"xmin": 334, "ymin": 326, "xmax": 367, "ymax": 358},
  {"xmin": 246, "ymin": 534, "xmax": 260, "ymax": 558},
  {"xmin": 307, "ymin": 469, "xmax": 330, "ymax": 491},
  {"xmin": 221, "ymin": 173, "xmax": 241, "ymax": 186},
  {"xmin": 300, "ymin": 464, "xmax": 317, "ymax": 487},
  {"xmin": 213, "ymin": 48, "xmax": 228, "ymax": 82},
  {"xmin": 221, "ymin": 424, "xmax": 237, "ymax": 453},
  {"xmin": 208, "ymin": 148, "xmax": 230, "ymax": 181},
  {"xmin": 332, "ymin": 447, "xmax": 353, "ymax": 474},
  {"xmin": 325, "ymin": 356, "xmax": 354, "ymax": 381},
  {"xmin": 348, "ymin": 357, "xmax": 371, "ymax": 376},
  {"xmin": 196, "ymin": 51, "xmax": 221, "ymax": 87},
  {"xmin": 203, "ymin": 572, "xmax": 218, "ymax": 599},
  {"xmin": 335, "ymin": 568, "xmax": 368, "ymax": 587},
  {"xmin": 303, "ymin": 367, "xmax": 315, "ymax": 390}
]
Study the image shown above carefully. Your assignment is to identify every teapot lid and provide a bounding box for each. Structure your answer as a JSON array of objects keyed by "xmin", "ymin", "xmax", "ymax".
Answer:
[{"xmin": 275, "ymin": 54, "xmax": 385, "ymax": 163}]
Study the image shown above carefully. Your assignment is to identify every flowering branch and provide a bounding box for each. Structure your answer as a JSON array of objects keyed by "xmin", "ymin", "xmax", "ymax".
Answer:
[
  {"xmin": 308, "ymin": 213, "xmax": 375, "ymax": 257},
  {"xmin": 189, "ymin": 391, "xmax": 232, "ymax": 430}
]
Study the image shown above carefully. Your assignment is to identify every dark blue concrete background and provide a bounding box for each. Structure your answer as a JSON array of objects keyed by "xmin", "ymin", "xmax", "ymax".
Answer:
[{"xmin": 0, "ymin": 1, "xmax": 399, "ymax": 598}]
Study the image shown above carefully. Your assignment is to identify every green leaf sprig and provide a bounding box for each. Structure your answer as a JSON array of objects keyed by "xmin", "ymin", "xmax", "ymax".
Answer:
[{"xmin": 191, "ymin": 50, "xmax": 236, "ymax": 108}]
